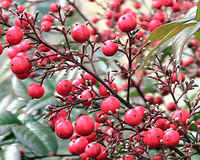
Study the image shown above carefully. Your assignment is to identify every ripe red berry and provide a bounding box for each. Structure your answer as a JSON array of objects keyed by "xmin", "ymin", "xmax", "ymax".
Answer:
[
  {"xmin": 72, "ymin": 78, "xmax": 85, "ymax": 92},
  {"xmin": 71, "ymin": 24, "xmax": 90, "ymax": 43},
  {"xmin": 148, "ymin": 20, "xmax": 162, "ymax": 31},
  {"xmin": 143, "ymin": 128, "xmax": 164, "ymax": 149},
  {"xmin": 85, "ymin": 142, "xmax": 101, "ymax": 158},
  {"xmin": 49, "ymin": 109, "xmax": 68, "ymax": 127},
  {"xmin": 172, "ymin": 72, "xmax": 185, "ymax": 83},
  {"xmin": 40, "ymin": 21, "xmax": 53, "ymax": 32},
  {"xmin": 96, "ymin": 145, "xmax": 108, "ymax": 160},
  {"xmin": 117, "ymin": 14, "xmax": 137, "ymax": 32},
  {"xmin": 6, "ymin": 26, "xmax": 23, "ymax": 45},
  {"xmin": 101, "ymin": 40, "xmax": 118, "ymax": 56},
  {"xmin": 101, "ymin": 96, "xmax": 120, "ymax": 114},
  {"xmin": 181, "ymin": 57, "xmax": 194, "ymax": 67},
  {"xmin": 95, "ymin": 112, "xmax": 108, "ymax": 123},
  {"xmin": 42, "ymin": 14, "xmax": 54, "ymax": 22},
  {"xmin": 84, "ymin": 132, "xmax": 96, "ymax": 143},
  {"xmin": 0, "ymin": 43, "xmax": 3, "ymax": 55},
  {"xmin": 145, "ymin": 94, "xmax": 153, "ymax": 103},
  {"xmin": 163, "ymin": 130, "xmax": 180, "ymax": 147},
  {"xmin": 56, "ymin": 79, "xmax": 72, "ymax": 96},
  {"xmin": 154, "ymin": 119, "xmax": 170, "ymax": 131},
  {"xmin": 153, "ymin": 95, "xmax": 163, "ymax": 105},
  {"xmin": 80, "ymin": 89, "xmax": 96, "ymax": 107},
  {"xmin": 49, "ymin": 2, "xmax": 59, "ymax": 12},
  {"xmin": 171, "ymin": 109, "xmax": 190, "ymax": 125},
  {"xmin": 84, "ymin": 72, "xmax": 97, "ymax": 85},
  {"xmin": 166, "ymin": 102, "xmax": 176, "ymax": 111},
  {"xmin": 15, "ymin": 72, "xmax": 30, "ymax": 80},
  {"xmin": 153, "ymin": 154, "xmax": 163, "ymax": 160},
  {"xmin": 99, "ymin": 81, "xmax": 117, "ymax": 97},
  {"xmin": 152, "ymin": 0, "xmax": 162, "ymax": 8},
  {"xmin": 10, "ymin": 56, "xmax": 32, "ymax": 74},
  {"xmin": 55, "ymin": 119, "xmax": 73, "ymax": 139},
  {"xmin": 135, "ymin": 105, "xmax": 146, "ymax": 118},
  {"xmin": 27, "ymin": 83, "xmax": 45, "ymax": 99},
  {"xmin": 163, "ymin": 0, "xmax": 173, "ymax": 6},
  {"xmin": 20, "ymin": 40, "xmax": 33, "ymax": 52},
  {"xmin": 15, "ymin": 13, "xmax": 34, "ymax": 29},
  {"xmin": 124, "ymin": 108, "xmax": 143, "ymax": 127},
  {"xmin": 72, "ymin": 137, "xmax": 88, "ymax": 154},
  {"xmin": 172, "ymin": 2, "xmax": 181, "ymax": 12},
  {"xmin": 195, "ymin": 119, "xmax": 200, "ymax": 127},
  {"xmin": 75, "ymin": 115, "xmax": 95, "ymax": 136}
]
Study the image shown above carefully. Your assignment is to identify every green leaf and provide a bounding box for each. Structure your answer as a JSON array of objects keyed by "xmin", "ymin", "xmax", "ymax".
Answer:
[
  {"xmin": 196, "ymin": 1, "xmax": 200, "ymax": 21},
  {"xmin": 144, "ymin": 19, "xmax": 193, "ymax": 46},
  {"xmin": 173, "ymin": 22, "xmax": 200, "ymax": 66},
  {"xmin": 12, "ymin": 122, "xmax": 58, "ymax": 155},
  {"xmin": 192, "ymin": 154, "xmax": 200, "ymax": 160},
  {"xmin": 142, "ymin": 22, "xmax": 196, "ymax": 68},
  {"xmin": 12, "ymin": 77, "xmax": 31, "ymax": 100},
  {"xmin": 0, "ymin": 110, "xmax": 21, "ymax": 125},
  {"xmin": 25, "ymin": 93, "xmax": 58, "ymax": 113},
  {"xmin": 195, "ymin": 30, "xmax": 200, "ymax": 43}
]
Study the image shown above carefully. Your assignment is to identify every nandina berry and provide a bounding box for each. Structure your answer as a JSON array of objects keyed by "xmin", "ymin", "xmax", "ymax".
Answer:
[
  {"xmin": 72, "ymin": 137, "xmax": 88, "ymax": 154},
  {"xmin": 181, "ymin": 57, "xmax": 194, "ymax": 67},
  {"xmin": 55, "ymin": 119, "xmax": 73, "ymax": 139},
  {"xmin": 120, "ymin": 155, "xmax": 135, "ymax": 160},
  {"xmin": 153, "ymin": 95, "xmax": 163, "ymax": 105},
  {"xmin": 172, "ymin": 72, "xmax": 185, "ymax": 83},
  {"xmin": 152, "ymin": 0, "xmax": 162, "ymax": 8},
  {"xmin": 124, "ymin": 108, "xmax": 143, "ymax": 127},
  {"xmin": 20, "ymin": 40, "xmax": 33, "ymax": 51},
  {"xmin": 80, "ymin": 152, "xmax": 88, "ymax": 160},
  {"xmin": 171, "ymin": 109, "xmax": 190, "ymax": 125},
  {"xmin": 27, "ymin": 83, "xmax": 45, "ymax": 99},
  {"xmin": 166, "ymin": 102, "xmax": 176, "ymax": 111},
  {"xmin": 40, "ymin": 21, "xmax": 53, "ymax": 32},
  {"xmin": 99, "ymin": 81, "xmax": 117, "ymax": 96},
  {"xmin": 0, "ymin": 0, "xmax": 11, "ymax": 9},
  {"xmin": 80, "ymin": 89, "xmax": 96, "ymax": 107},
  {"xmin": 72, "ymin": 78, "xmax": 85, "ymax": 92},
  {"xmin": 0, "ymin": 43, "xmax": 3, "ymax": 55},
  {"xmin": 10, "ymin": 56, "xmax": 32, "ymax": 74},
  {"xmin": 133, "ymin": 2, "xmax": 141, "ymax": 9},
  {"xmin": 49, "ymin": 109, "xmax": 68, "ymax": 127},
  {"xmin": 17, "ymin": 5, "xmax": 25, "ymax": 13},
  {"xmin": 42, "ymin": 14, "xmax": 54, "ymax": 22},
  {"xmin": 6, "ymin": 26, "xmax": 23, "ymax": 45},
  {"xmin": 132, "ymin": 142, "xmax": 144, "ymax": 156},
  {"xmin": 95, "ymin": 112, "xmax": 108, "ymax": 123},
  {"xmin": 83, "ymin": 72, "xmax": 97, "ymax": 85},
  {"xmin": 143, "ymin": 128, "xmax": 164, "ymax": 149},
  {"xmin": 15, "ymin": 72, "xmax": 30, "ymax": 80},
  {"xmin": 15, "ymin": 13, "xmax": 34, "ymax": 29},
  {"xmin": 195, "ymin": 119, "xmax": 200, "ymax": 127},
  {"xmin": 96, "ymin": 145, "xmax": 108, "ymax": 160},
  {"xmin": 153, "ymin": 11, "xmax": 165, "ymax": 22},
  {"xmin": 163, "ymin": 129, "xmax": 180, "ymax": 147},
  {"xmin": 85, "ymin": 142, "xmax": 101, "ymax": 158},
  {"xmin": 49, "ymin": 2, "xmax": 59, "ymax": 12},
  {"xmin": 145, "ymin": 94, "xmax": 153, "ymax": 103},
  {"xmin": 153, "ymin": 154, "xmax": 163, "ymax": 160},
  {"xmin": 172, "ymin": 2, "xmax": 181, "ymax": 12},
  {"xmin": 148, "ymin": 20, "xmax": 162, "ymax": 31},
  {"xmin": 101, "ymin": 40, "xmax": 118, "ymax": 56},
  {"xmin": 56, "ymin": 79, "xmax": 72, "ymax": 96},
  {"xmin": 101, "ymin": 96, "xmax": 120, "ymax": 114},
  {"xmin": 154, "ymin": 119, "xmax": 170, "ymax": 131},
  {"xmin": 71, "ymin": 24, "xmax": 90, "ymax": 43},
  {"xmin": 163, "ymin": 0, "xmax": 173, "ymax": 6},
  {"xmin": 68, "ymin": 140, "xmax": 76, "ymax": 154},
  {"xmin": 75, "ymin": 115, "xmax": 94, "ymax": 136},
  {"xmin": 135, "ymin": 105, "xmax": 146, "ymax": 118},
  {"xmin": 83, "ymin": 132, "xmax": 96, "ymax": 143},
  {"xmin": 117, "ymin": 14, "xmax": 137, "ymax": 32}
]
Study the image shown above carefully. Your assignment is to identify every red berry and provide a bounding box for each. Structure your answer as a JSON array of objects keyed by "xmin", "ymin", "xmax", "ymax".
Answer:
[
  {"xmin": 0, "ymin": 43, "xmax": 3, "ymax": 55},
  {"xmin": 172, "ymin": 2, "xmax": 181, "ymax": 12},
  {"xmin": 135, "ymin": 106, "xmax": 146, "ymax": 118},
  {"xmin": 124, "ymin": 108, "xmax": 143, "ymax": 127},
  {"xmin": 163, "ymin": 130, "xmax": 180, "ymax": 147},
  {"xmin": 154, "ymin": 119, "xmax": 170, "ymax": 131},
  {"xmin": 117, "ymin": 14, "xmax": 137, "ymax": 32},
  {"xmin": 72, "ymin": 78, "xmax": 85, "ymax": 92},
  {"xmin": 153, "ymin": 95, "xmax": 163, "ymax": 105},
  {"xmin": 15, "ymin": 13, "xmax": 34, "ymax": 29},
  {"xmin": 166, "ymin": 102, "xmax": 176, "ymax": 111},
  {"xmin": 49, "ymin": 2, "xmax": 59, "ymax": 12},
  {"xmin": 27, "ymin": 83, "xmax": 45, "ymax": 99},
  {"xmin": 152, "ymin": 0, "xmax": 162, "ymax": 8},
  {"xmin": 172, "ymin": 72, "xmax": 185, "ymax": 83},
  {"xmin": 55, "ymin": 119, "xmax": 73, "ymax": 139},
  {"xmin": 85, "ymin": 142, "xmax": 101, "ymax": 158},
  {"xmin": 15, "ymin": 72, "xmax": 30, "ymax": 80},
  {"xmin": 83, "ymin": 132, "xmax": 96, "ymax": 143},
  {"xmin": 10, "ymin": 56, "xmax": 32, "ymax": 74},
  {"xmin": 145, "ymin": 94, "xmax": 153, "ymax": 103},
  {"xmin": 148, "ymin": 20, "xmax": 162, "ymax": 31},
  {"xmin": 195, "ymin": 119, "xmax": 200, "ymax": 127},
  {"xmin": 7, "ymin": 47, "xmax": 19, "ymax": 59},
  {"xmin": 153, "ymin": 154, "xmax": 163, "ymax": 160},
  {"xmin": 73, "ymin": 137, "xmax": 88, "ymax": 154},
  {"xmin": 1, "ymin": 0, "xmax": 11, "ymax": 9},
  {"xmin": 80, "ymin": 89, "xmax": 96, "ymax": 107},
  {"xmin": 163, "ymin": 0, "xmax": 173, "ymax": 6},
  {"xmin": 171, "ymin": 109, "xmax": 190, "ymax": 125},
  {"xmin": 99, "ymin": 81, "xmax": 117, "ymax": 96},
  {"xmin": 101, "ymin": 40, "xmax": 118, "ymax": 56},
  {"xmin": 84, "ymin": 72, "xmax": 97, "ymax": 85},
  {"xmin": 6, "ymin": 26, "xmax": 23, "ymax": 45},
  {"xmin": 133, "ymin": 3, "xmax": 141, "ymax": 9},
  {"xmin": 153, "ymin": 11, "xmax": 165, "ymax": 22},
  {"xmin": 143, "ymin": 128, "xmax": 164, "ymax": 149},
  {"xmin": 20, "ymin": 40, "xmax": 33, "ymax": 51},
  {"xmin": 71, "ymin": 24, "xmax": 90, "ymax": 43},
  {"xmin": 96, "ymin": 145, "xmax": 108, "ymax": 160},
  {"xmin": 17, "ymin": 5, "xmax": 25, "ymax": 13},
  {"xmin": 40, "ymin": 21, "xmax": 53, "ymax": 32},
  {"xmin": 42, "ymin": 14, "xmax": 54, "ymax": 22},
  {"xmin": 95, "ymin": 112, "xmax": 108, "ymax": 123},
  {"xmin": 101, "ymin": 96, "xmax": 120, "ymax": 114},
  {"xmin": 49, "ymin": 109, "xmax": 68, "ymax": 127},
  {"xmin": 56, "ymin": 79, "xmax": 72, "ymax": 96},
  {"xmin": 75, "ymin": 115, "xmax": 94, "ymax": 136},
  {"xmin": 80, "ymin": 152, "xmax": 88, "ymax": 160},
  {"xmin": 181, "ymin": 57, "xmax": 194, "ymax": 67}
]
